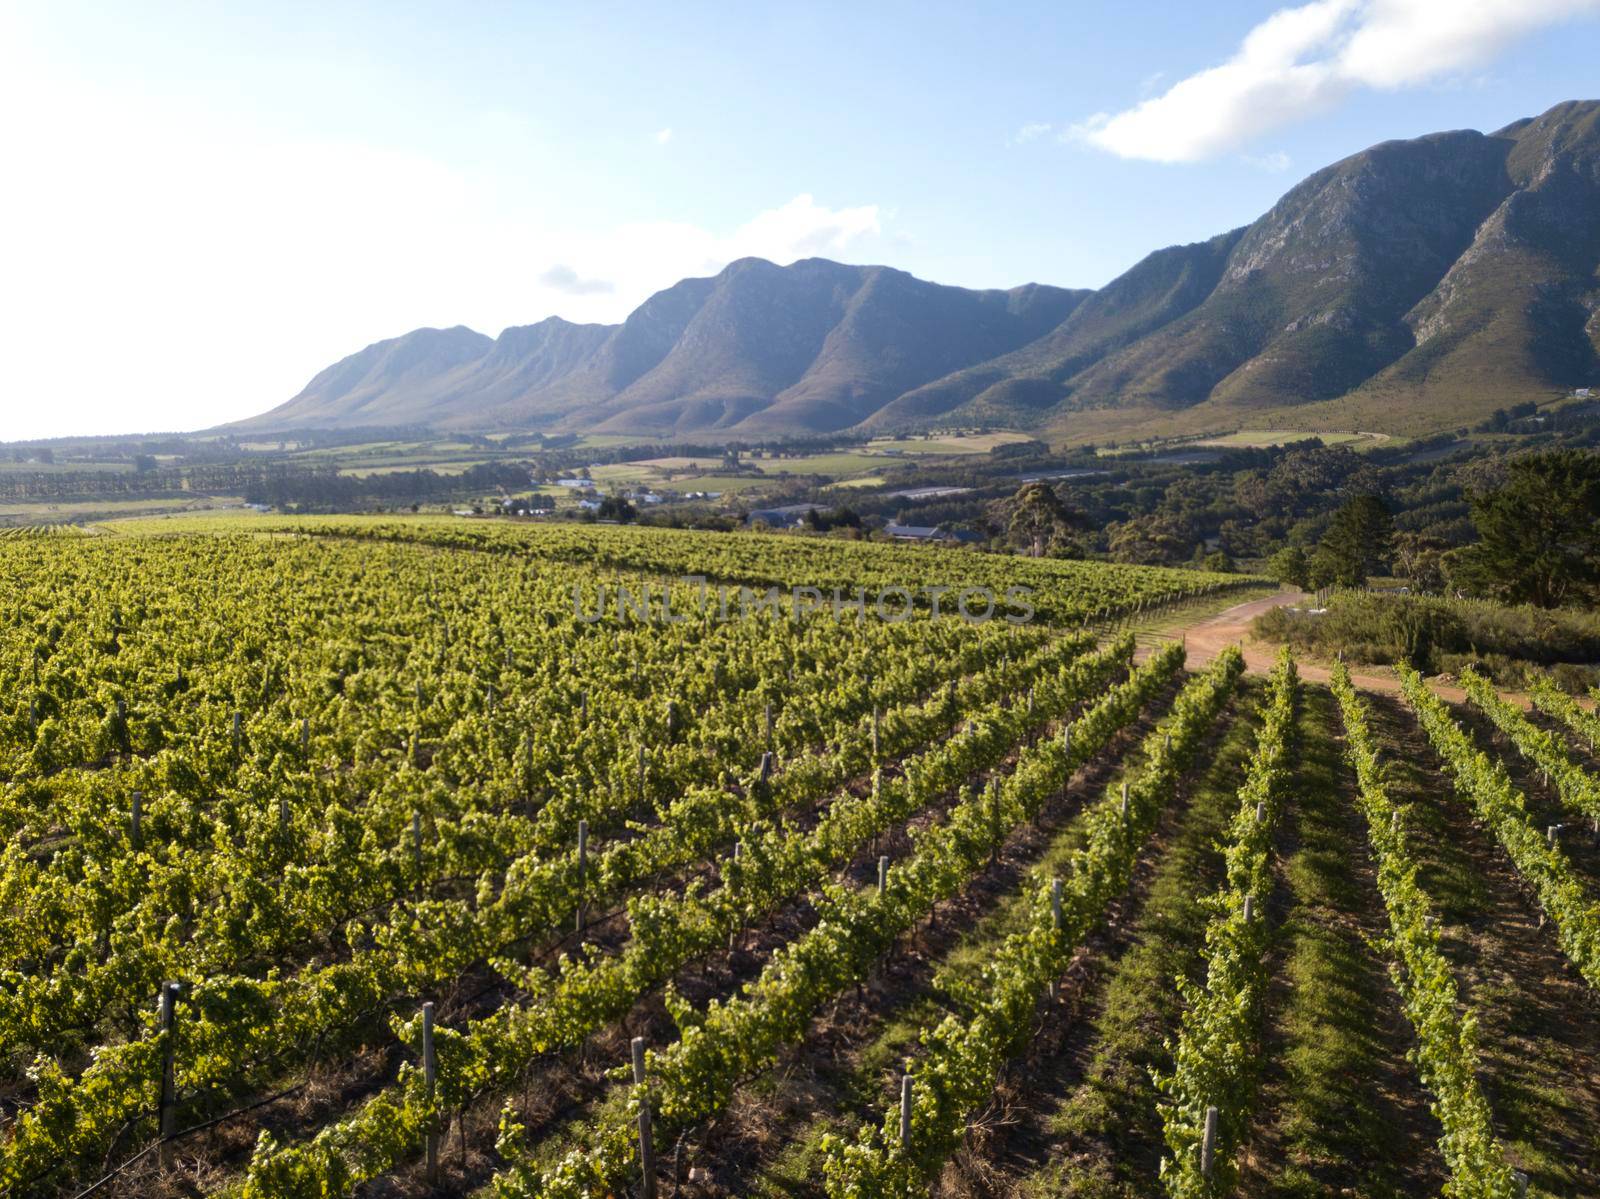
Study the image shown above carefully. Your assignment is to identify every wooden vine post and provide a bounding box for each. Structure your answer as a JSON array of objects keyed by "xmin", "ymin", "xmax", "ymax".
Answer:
[
  {"xmin": 575, "ymin": 819, "xmax": 589, "ymax": 934},
  {"xmin": 900, "ymin": 1070, "xmax": 914, "ymax": 1149},
  {"xmin": 157, "ymin": 981, "xmax": 181, "ymax": 1169},
  {"xmin": 422, "ymin": 1000, "xmax": 440, "ymax": 1183},
  {"xmin": 632, "ymin": 1037, "xmax": 657, "ymax": 1199},
  {"xmin": 1200, "ymin": 1104, "xmax": 1218, "ymax": 1180},
  {"xmin": 1049, "ymin": 877, "xmax": 1063, "ymax": 1001}
]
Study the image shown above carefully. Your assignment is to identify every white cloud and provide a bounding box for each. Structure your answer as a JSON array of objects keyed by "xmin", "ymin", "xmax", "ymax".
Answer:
[
  {"xmin": 534, "ymin": 196, "xmax": 883, "ymax": 310},
  {"xmin": 724, "ymin": 193, "xmax": 881, "ymax": 258},
  {"xmin": 1075, "ymin": 0, "xmax": 1600, "ymax": 163},
  {"xmin": 1009, "ymin": 121, "xmax": 1053, "ymax": 145},
  {"xmin": 654, "ymin": 126, "xmax": 673, "ymax": 144},
  {"xmin": 0, "ymin": 52, "xmax": 882, "ymax": 438},
  {"xmin": 1244, "ymin": 150, "xmax": 1294, "ymax": 172},
  {"xmin": 538, "ymin": 265, "xmax": 615, "ymax": 295},
  {"xmin": 1138, "ymin": 71, "xmax": 1168, "ymax": 96}
]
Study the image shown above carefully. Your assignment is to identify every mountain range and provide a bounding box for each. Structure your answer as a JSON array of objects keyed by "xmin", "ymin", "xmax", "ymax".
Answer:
[{"xmin": 233, "ymin": 100, "xmax": 1600, "ymax": 442}]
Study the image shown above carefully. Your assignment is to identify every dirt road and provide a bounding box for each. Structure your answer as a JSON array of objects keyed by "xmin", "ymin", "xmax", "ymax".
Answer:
[{"xmin": 1167, "ymin": 589, "xmax": 1482, "ymax": 704}]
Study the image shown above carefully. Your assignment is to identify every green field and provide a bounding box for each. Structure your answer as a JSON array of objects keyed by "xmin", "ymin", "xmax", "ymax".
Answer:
[
  {"xmin": 749, "ymin": 450, "xmax": 889, "ymax": 476},
  {"xmin": 564, "ymin": 450, "xmax": 904, "ymax": 495},
  {"xmin": 627, "ymin": 455, "xmax": 724, "ymax": 470},
  {"xmin": 1095, "ymin": 427, "xmax": 1403, "ymax": 456},
  {"xmin": 584, "ymin": 462, "xmax": 672, "ymax": 484},
  {"xmin": 0, "ymin": 495, "xmax": 244, "ymax": 527},
  {"xmin": 0, "ymin": 460, "xmax": 136, "ymax": 474},
  {"xmin": 337, "ymin": 459, "xmax": 494, "ymax": 477},
  {"xmin": 1191, "ymin": 429, "xmax": 1392, "ymax": 449},
  {"xmin": 866, "ymin": 430, "xmax": 1037, "ymax": 453}
]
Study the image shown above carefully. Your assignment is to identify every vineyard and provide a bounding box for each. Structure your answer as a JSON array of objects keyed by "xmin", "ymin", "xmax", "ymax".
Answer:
[{"xmin": 1, "ymin": 516, "xmax": 1598, "ymax": 1199}]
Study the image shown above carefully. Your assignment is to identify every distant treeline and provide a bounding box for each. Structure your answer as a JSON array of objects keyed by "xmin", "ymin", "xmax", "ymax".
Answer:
[
  {"xmin": 241, "ymin": 463, "xmax": 535, "ymax": 509},
  {"xmin": 0, "ymin": 467, "xmax": 208, "ymax": 501},
  {"xmin": 0, "ymin": 462, "xmax": 535, "ymax": 507}
]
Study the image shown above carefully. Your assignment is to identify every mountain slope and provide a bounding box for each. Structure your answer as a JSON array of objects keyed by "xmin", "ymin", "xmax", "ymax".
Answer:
[
  {"xmin": 446, "ymin": 318, "xmax": 617, "ymax": 416},
  {"xmin": 234, "ymin": 99, "xmax": 1600, "ymax": 441},
  {"xmin": 916, "ymin": 108, "xmax": 1598, "ymax": 437},
  {"xmin": 250, "ymin": 326, "xmax": 494, "ymax": 430},
  {"xmin": 233, "ymin": 260, "xmax": 1084, "ymax": 436},
  {"xmin": 1074, "ymin": 129, "xmax": 1513, "ymax": 410},
  {"xmin": 565, "ymin": 260, "xmax": 1088, "ymax": 434},
  {"xmin": 863, "ymin": 230, "xmax": 1243, "ymax": 429},
  {"xmin": 1345, "ymin": 102, "xmax": 1600, "ymax": 422}
]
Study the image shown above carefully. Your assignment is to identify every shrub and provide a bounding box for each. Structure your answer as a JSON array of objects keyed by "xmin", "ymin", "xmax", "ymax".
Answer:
[{"xmin": 1253, "ymin": 590, "xmax": 1600, "ymax": 685}]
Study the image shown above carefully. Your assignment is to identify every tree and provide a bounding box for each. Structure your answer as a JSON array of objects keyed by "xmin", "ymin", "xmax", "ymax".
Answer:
[
  {"xmin": 1449, "ymin": 450, "xmax": 1600, "ymax": 607},
  {"xmin": 1216, "ymin": 518, "xmax": 1265, "ymax": 561},
  {"xmin": 1267, "ymin": 546, "xmax": 1310, "ymax": 590},
  {"xmin": 1231, "ymin": 470, "xmax": 1273, "ymax": 521},
  {"xmin": 597, "ymin": 495, "xmax": 637, "ymax": 522},
  {"xmin": 1316, "ymin": 494, "xmax": 1393, "ymax": 586},
  {"xmin": 1108, "ymin": 513, "xmax": 1194, "ymax": 566},
  {"xmin": 1308, "ymin": 545, "xmax": 1344, "ymax": 590},
  {"xmin": 1007, "ymin": 483, "xmax": 1081, "ymax": 557},
  {"xmin": 1391, "ymin": 532, "xmax": 1449, "ymax": 594},
  {"xmin": 1202, "ymin": 550, "xmax": 1235, "ymax": 574}
]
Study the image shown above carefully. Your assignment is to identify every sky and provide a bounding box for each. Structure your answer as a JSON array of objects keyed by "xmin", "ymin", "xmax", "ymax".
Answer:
[{"xmin": 3, "ymin": 0, "xmax": 1599, "ymax": 441}]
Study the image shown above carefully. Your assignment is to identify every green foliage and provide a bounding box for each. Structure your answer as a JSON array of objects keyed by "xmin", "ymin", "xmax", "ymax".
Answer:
[
  {"xmin": 205, "ymin": 514, "xmax": 1253, "ymax": 628},
  {"xmin": 1260, "ymin": 688, "xmax": 1421, "ymax": 1196},
  {"xmin": 1006, "ymin": 482, "xmax": 1082, "ymax": 558},
  {"xmin": 1153, "ymin": 649, "xmax": 1297, "ymax": 1197},
  {"xmin": 1397, "ymin": 662, "xmax": 1600, "ymax": 992},
  {"xmin": 817, "ymin": 648, "xmax": 1245, "ymax": 1197},
  {"xmin": 1461, "ymin": 669, "xmax": 1600, "ymax": 828},
  {"xmin": 1314, "ymin": 494, "xmax": 1393, "ymax": 588},
  {"xmin": 1331, "ymin": 665, "xmax": 1522, "ymax": 1198},
  {"xmin": 1268, "ymin": 545, "xmax": 1310, "ymax": 589},
  {"xmin": 493, "ymin": 645, "xmax": 1199, "ymax": 1198},
  {"xmin": 1529, "ymin": 674, "xmax": 1600, "ymax": 760},
  {"xmin": 1254, "ymin": 590, "xmax": 1600, "ymax": 685},
  {"xmin": 1109, "ymin": 512, "xmax": 1198, "ymax": 567},
  {"xmin": 1450, "ymin": 450, "xmax": 1600, "ymax": 608},
  {"xmin": 1392, "ymin": 531, "xmax": 1451, "ymax": 592},
  {"xmin": 0, "ymin": 532, "xmax": 1091, "ymax": 1192},
  {"xmin": 241, "ymin": 636, "xmax": 1134, "ymax": 1195},
  {"xmin": 595, "ymin": 494, "xmax": 637, "ymax": 522}
]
